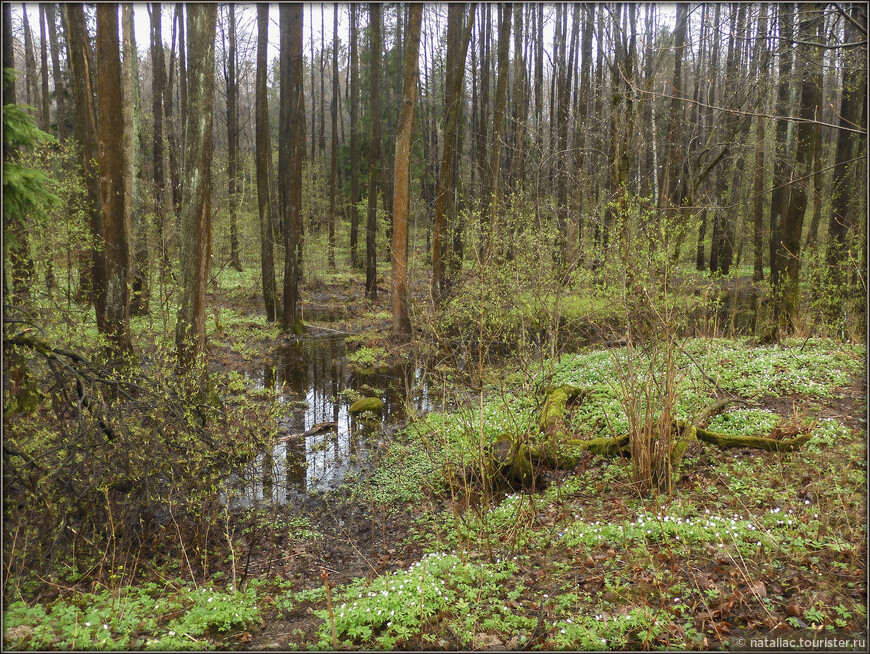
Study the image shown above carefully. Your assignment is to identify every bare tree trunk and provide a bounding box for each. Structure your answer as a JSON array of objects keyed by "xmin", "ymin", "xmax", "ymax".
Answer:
[
  {"xmin": 175, "ymin": 3, "xmax": 216, "ymax": 371},
  {"xmin": 482, "ymin": 4, "xmax": 511, "ymax": 256},
  {"xmin": 21, "ymin": 7, "xmax": 38, "ymax": 117},
  {"xmin": 256, "ymin": 3, "xmax": 277, "ymax": 322},
  {"xmin": 96, "ymin": 3, "xmax": 133, "ymax": 356},
  {"xmin": 3, "ymin": 4, "xmax": 34, "ymax": 302},
  {"xmin": 226, "ymin": 4, "xmax": 242, "ymax": 271},
  {"xmin": 66, "ymin": 3, "xmax": 105, "ymax": 328},
  {"xmin": 752, "ymin": 5, "xmax": 770, "ymax": 282},
  {"xmin": 349, "ymin": 4, "xmax": 360, "ymax": 268},
  {"xmin": 433, "ymin": 3, "xmax": 474, "ymax": 300},
  {"xmin": 149, "ymin": 3, "xmax": 169, "ymax": 270},
  {"xmin": 279, "ymin": 4, "xmax": 304, "ymax": 333},
  {"xmin": 38, "ymin": 4, "xmax": 50, "ymax": 133},
  {"xmin": 45, "ymin": 4, "xmax": 67, "ymax": 141},
  {"xmin": 769, "ymin": 5, "xmax": 793, "ymax": 292},
  {"xmin": 826, "ymin": 4, "xmax": 866, "ymax": 288},
  {"xmin": 328, "ymin": 2, "xmax": 338, "ymax": 269},
  {"xmin": 126, "ymin": 4, "xmax": 149, "ymax": 317},
  {"xmin": 365, "ymin": 3, "xmax": 383, "ymax": 300},
  {"xmin": 777, "ymin": 3, "xmax": 823, "ymax": 331},
  {"xmin": 165, "ymin": 4, "xmax": 181, "ymax": 221},
  {"xmin": 178, "ymin": 5, "xmax": 186, "ymax": 159},
  {"xmin": 477, "ymin": 4, "xmax": 490, "ymax": 205},
  {"xmin": 391, "ymin": 4, "xmax": 423, "ymax": 337}
]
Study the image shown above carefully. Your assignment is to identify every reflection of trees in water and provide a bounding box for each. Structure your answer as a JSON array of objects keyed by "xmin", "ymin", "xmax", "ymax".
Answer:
[{"xmin": 232, "ymin": 337, "xmax": 434, "ymax": 506}]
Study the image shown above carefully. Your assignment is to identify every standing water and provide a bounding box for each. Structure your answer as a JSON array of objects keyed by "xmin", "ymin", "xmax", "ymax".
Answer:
[{"xmin": 223, "ymin": 336, "xmax": 431, "ymax": 507}]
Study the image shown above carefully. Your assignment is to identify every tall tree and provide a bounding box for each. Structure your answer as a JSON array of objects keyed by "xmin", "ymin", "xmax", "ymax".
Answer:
[
  {"xmin": 481, "ymin": 4, "xmax": 511, "ymax": 255},
  {"xmin": 149, "ymin": 2, "xmax": 168, "ymax": 268},
  {"xmin": 328, "ymin": 2, "xmax": 338, "ymax": 269},
  {"xmin": 165, "ymin": 4, "xmax": 181, "ymax": 219},
  {"xmin": 175, "ymin": 3, "xmax": 217, "ymax": 370},
  {"xmin": 3, "ymin": 3, "xmax": 34, "ymax": 301},
  {"xmin": 391, "ymin": 4, "xmax": 423, "ymax": 337},
  {"xmin": 768, "ymin": 5, "xmax": 793, "ymax": 290},
  {"xmin": 256, "ymin": 3, "xmax": 277, "ymax": 322},
  {"xmin": 21, "ymin": 7, "xmax": 38, "ymax": 115},
  {"xmin": 38, "ymin": 4, "xmax": 49, "ymax": 133},
  {"xmin": 96, "ymin": 3, "xmax": 132, "ymax": 356},
  {"xmin": 432, "ymin": 3, "xmax": 474, "ymax": 299},
  {"xmin": 349, "ymin": 3, "xmax": 361, "ymax": 268},
  {"xmin": 776, "ymin": 3, "xmax": 823, "ymax": 330},
  {"xmin": 125, "ymin": 4, "xmax": 148, "ymax": 316},
  {"xmin": 365, "ymin": 3, "xmax": 383, "ymax": 300},
  {"xmin": 752, "ymin": 5, "xmax": 770, "ymax": 281},
  {"xmin": 44, "ymin": 4, "xmax": 67, "ymax": 141},
  {"xmin": 65, "ymin": 3, "xmax": 105, "ymax": 327},
  {"xmin": 826, "ymin": 4, "xmax": 866, "ymax": 288},
  {"xmin": 226, "ymin": 4, "xmax": 242, "ymax": 271},
  {"xmin": 279, "ymin": 3, "xmax": 304, "ymax": 332},
  {"xmin": 658, "ymin": 3, "xmax": 688, "ymax": 214}
]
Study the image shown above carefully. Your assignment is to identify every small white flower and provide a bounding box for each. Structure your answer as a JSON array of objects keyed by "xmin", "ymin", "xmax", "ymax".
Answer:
[
  {"xmin": 103, "ymin": 624, "xmax": 109, "ymax": 630},
  {"xmin": 85, "ymin": 622, "xmax": 91, "ymax": 627},
  {"xmin": 208, "ymin": 597, "xmax": 213, "ymax": 603}
]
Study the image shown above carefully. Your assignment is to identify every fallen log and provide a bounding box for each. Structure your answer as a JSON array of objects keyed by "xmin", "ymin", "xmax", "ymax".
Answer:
[
  {"xmin": 275, "ymin": 421, "xmax": 338, "ymax": 444},
  {"xmin": 490, "ymin": 387, "xmax": 814, "ymax": 487}
]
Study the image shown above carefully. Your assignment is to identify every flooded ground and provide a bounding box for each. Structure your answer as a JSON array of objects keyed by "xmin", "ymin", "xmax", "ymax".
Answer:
[{"xmin": 223, "ymin": 336, "xmax": 432, "ymax": 507}]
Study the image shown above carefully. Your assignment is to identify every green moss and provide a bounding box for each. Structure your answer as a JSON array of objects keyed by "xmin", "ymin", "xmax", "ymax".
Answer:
[{"xmin": 349, "ymin": 397, "xmax": 384, "ymax": 414}]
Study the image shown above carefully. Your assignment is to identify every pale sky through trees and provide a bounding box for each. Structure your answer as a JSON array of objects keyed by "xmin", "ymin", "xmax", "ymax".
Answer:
[{"xmin": 13, "ymin": 3, "xmax": 681, "ymax": 86}]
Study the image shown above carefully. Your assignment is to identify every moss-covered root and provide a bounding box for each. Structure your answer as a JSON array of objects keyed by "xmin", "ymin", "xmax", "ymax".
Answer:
[
  {"xmin": 691, "ymin": 423, "xmax": 813, "ymax": 452},
  {"xmin": 493, "ymin": 433, "xmax": 534, "ymax": 486},
  {"xmin": 539, "ymin": 384, "xmax": 587, "ymax": 434},
  {"xmin": 349, "ymin": 397, "xmax": 384, "ymax": 414}
]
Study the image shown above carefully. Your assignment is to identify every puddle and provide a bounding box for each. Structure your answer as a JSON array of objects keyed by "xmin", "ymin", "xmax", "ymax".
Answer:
[{"xmin": 223, "ymin": 336, "xmax": 432, "ymax": 508}]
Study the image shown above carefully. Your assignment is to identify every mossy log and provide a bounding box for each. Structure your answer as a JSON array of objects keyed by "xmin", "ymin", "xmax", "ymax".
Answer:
[
  {"xmin": 539, "ymin": 385, "xmax": 587, "ymax": 435},
  {"xmin": 349, "ymin": 397, "xmax": 384, "ymax": 414},
  {"xmin": 490, "ymin": 389, "xmax": 813, "ymax": 487},
  {"xmin": 691, "ymin": 423, "xmax": 812, "ymax": 452}
]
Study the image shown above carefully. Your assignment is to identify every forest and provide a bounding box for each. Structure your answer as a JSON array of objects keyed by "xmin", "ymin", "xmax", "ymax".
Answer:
[{"xmin": 2, "ymin": 2, "xmax": 867, "ymax": 650}]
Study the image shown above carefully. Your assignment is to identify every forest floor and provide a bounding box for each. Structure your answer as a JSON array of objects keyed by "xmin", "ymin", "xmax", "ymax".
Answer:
[{"xmin": 3, "ymin": 270, "xmax": 867, "ymax": 651}]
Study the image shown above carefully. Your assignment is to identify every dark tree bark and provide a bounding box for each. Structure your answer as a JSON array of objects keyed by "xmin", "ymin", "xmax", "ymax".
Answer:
[
  {"xmin": 776, "ymin": 3, "xmax": 823, "ymax": 330},
  {"xmin": 481, "ymin": 4, "xmax": 511, "ymax": 255},
  {"xmin": 175, "ymin": 3, "xmax": 217, "ymax": 370},
  {"xmin": 349, "ymin": 3, "xmax": 360, "ymax": 268},
  {"xmin": 3, "ymin": 3, "xmax": 34, "ymax": 301},
  {"xmin": 433, "ymin": 3, "xmax": 474, "ymax": 300},
  {"xmin": 177, "ymin": 5, "xmax": 186, "ymax": 157},
  {"xmin": 256, "ymin": 3, "xmax": 277, "ymax": 322},
  {"xmin": 508, "ymin": 2, "xmax": 526, "ymax": 195},
  {"xmin": 65, "ymin": 3, "xmax": 105, "ymax": 328},
  {"xmin": 826, "ymin": 4, "xmax": 866, "ymax": 287},
  {"xmin": 226, "ymin": 4, "xmax": 242, "ymax": 271},
  {"xmin": 44, "ymin": 4, "xmax": 67, "ymax": 141},
  {"xmin": 476, "ymin": 4, "xmax": 490, "ymax": 203},
  {"xmin": 658, "ymin": 3, "xmax": 688, "ymax": 213},
  {"xmin": 752, "ymin": 5, "xmax": 770, "ymax": 281},
  {"xmin": 365, "ymin": 3, "xmax": 383, "ymax": 300},
  {"xmin": 555, "ymin": 5, "xmax": 578, "ymax": 269},
  {"xmin": 165, "ymin": 4, "xmax": 181, "ymax": 220},
  {"xmin": 21, "ymin": 7, "xmax": 38, "ymax": 115},
  {"xmin": 391, "ymin": 4, "xmax": 423, "ymax": 337},
  {"xmin": 768, "ymin": 5, "xmax": 793, "ymax": 291},
  {"xmin": 328, "ymin": 2, "xmax": 338, "ymax": 269},
  {"xmin": 38, "ymin": 4, "xmax": 50, "ymax": 133},
  {"xmin": 149, "ymin": 2, "xmax": 169, "ymax": 269},
  {"xmin": 96, "ymin": 3, "xmax": 133, "ymax": 356},
  {"xmin": 279, "ymin": 4, "xmax": 304, "ymax": 333}
]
